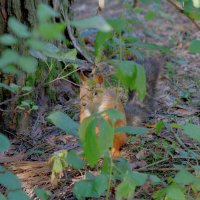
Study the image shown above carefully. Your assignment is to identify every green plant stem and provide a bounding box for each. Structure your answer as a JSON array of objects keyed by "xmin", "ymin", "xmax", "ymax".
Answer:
[{"xmin": 106, "ymin": 157, "xmax": 113, "ymax": 200}]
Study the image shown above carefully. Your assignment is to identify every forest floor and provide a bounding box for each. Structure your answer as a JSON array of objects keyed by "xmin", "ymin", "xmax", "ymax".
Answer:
[{"xmin": 1, "ymin": 0, "xmax": 200, "ymax": 199}]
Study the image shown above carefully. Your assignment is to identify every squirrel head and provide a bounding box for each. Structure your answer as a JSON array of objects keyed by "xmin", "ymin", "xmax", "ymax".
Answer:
[{"xmin": 80, "ymin": 72, "xmax": 105, "ymax": 110}]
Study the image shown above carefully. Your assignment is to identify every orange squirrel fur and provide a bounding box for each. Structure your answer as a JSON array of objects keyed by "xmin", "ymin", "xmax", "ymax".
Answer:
[{"xmin": 80, "ymin": 73, "xmax": 127, "ymax": 158}]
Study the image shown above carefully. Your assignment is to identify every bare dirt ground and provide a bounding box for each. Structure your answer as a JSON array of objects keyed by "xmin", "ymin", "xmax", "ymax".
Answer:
[{"xmin": 1, "ymin": 0, "xmax": 200, "ymax": 199}]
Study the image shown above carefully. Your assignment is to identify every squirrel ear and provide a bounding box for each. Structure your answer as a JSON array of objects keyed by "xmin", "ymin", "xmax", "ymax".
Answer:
[
  {"xmin": 95, "ymin": 75, "xmax": 104, "ymax": 84},
  {"xmin": 80, "ymin": 72, "xmax": 87, "ymax": 82}
]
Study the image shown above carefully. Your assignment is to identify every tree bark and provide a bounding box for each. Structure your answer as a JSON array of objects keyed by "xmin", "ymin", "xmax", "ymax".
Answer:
[{"xmin": 0, "ymin": 0, "xmax": 74, "ymax": 136}]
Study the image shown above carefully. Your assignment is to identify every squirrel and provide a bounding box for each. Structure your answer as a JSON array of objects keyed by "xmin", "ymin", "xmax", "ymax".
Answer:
[
  {"xmin": 80, "ymin": 73, "xmax": 127, "ymax": 158},
  {"xmin": 125, "ymin": 57, "xmax": 161, "ymax": 126},
  {"xmin": 80, "ymin": 57, "xmax": 161, "ymax": 157}
]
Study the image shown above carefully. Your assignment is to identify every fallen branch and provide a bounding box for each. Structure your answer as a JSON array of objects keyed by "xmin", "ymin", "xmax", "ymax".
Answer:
[{"xmin": 167, "ymin": 0, "xmax": 200, "ymax": 30}]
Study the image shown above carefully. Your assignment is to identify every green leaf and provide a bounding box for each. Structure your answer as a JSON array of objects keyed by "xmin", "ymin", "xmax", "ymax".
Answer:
[
  {"xmin": 98, "ymin": 118, "xmax": 114, "ymax": 156},
  {"xmin": 8, "ymin": 18, "xmax": 31, "ymax": 38},
  {"xmin": 0, "ymin": 49, "xmax": 19, "ymax": 67},
  {"xmin": 0, "ymin": 133, "xmax": 10, "ymax": 152},
  {"xmin": 113, "ymin": 158, "xmax": 132, "ymax": 180},
  {"xmin": 9, "ymin": 83, "xmax": 19, "ymax": 93},
  {"xmin": 0, "ymin": 83, "xmax": 16, "ymax": 93},
  {"xmin": 37, "ymin": 4, "xmax": 58, "ymax": 22},
  {"xmin": 0, "ymin": 172, "xmax": 21, "ymax": 190},
  {"xmin": 80, "ymin": 117, "xmax": 100, "ymax": 167},
  {"xmin": 189, "ymin": 40, "xmax": 200, "ymax": 53},
  {"xmin": 48, "ymin": 111, "xmax": 79, "ymax": 136},
  {"xmin": 29, "ymin": 49, "xmax": 47, "ymax": 62},
  {"xmin": 52, "ymin": 157, "xmax": 64, "ymax": 174},
  {"xmin": 134, "ymin": 64, "xmax": 146, "ymax": 100},
  {"xmin": 0, "ymin": 34, "xmax": 17, "ymax": 45},
  {"xmin": 116, "ymin": 61, "xmax": 146, "ymax": 100},
  {"xmin": 182, "ymin": 123, "xmax": 200, "ymax": 142},
  {"xmin": 67, "ymin": 151, "xmax": 85, "ymax": 169},
  {"xmin": 22, "ymin": 86, "xmax": 33, "ymax": 92},
  {"xmin": 93, "ymin": 174, "xmax": 108, "ymax": 196},
  {"xmin": 51, "ymin": 150, "xmax": 68, "ymax": 174},
  {"xmin": 117, "ymin": 61, "xmax": 137, "ymax": 90},
  {"xmin": 134, "ymin": 42, "xmax": 172, "ymax": 53},
  {"xmin": 103, "ymin": 109, "xmax": 124, "ymax": 124},
  {"xmin": 174, "ymin": 167, "xmax": 198, "ymax": 186},
  {"xmin": 38, "ymin": 23, "xmax": 65, "ymax": 39},
  {"xmin": 95, "ymin": 31, "xmax": 113, "ymax": 63},
  {"xmin": 155, "ymin": 120, "xmax": 166, "ymax": 133},
  {"xmin": 34, "ymin": 188, "xmax": 52, "ymax": 200},
  {"xmin": 116, "ymin": 172, "xmax": 136, "ymax": 200},
  {"xmin": 7, "ymin": 190, "xmax": 30, "ymax": 200},
  {"xmin": 0, "ymin": 65, "xmax": 21, "ymax": 76},
  {"xmin": 153, "ymin": 187, "xmax": 167, "ymax": 200},
  {"xmin": 115, "ymin": 126, "xmax": 149, "ymax": 135},
  {"xmin": 145, "ymin": 11, "xmax": 156, "ymax": 20},
  {"xmin": 0, "ymin": 193, "xmax": 6, "ymax": 200},
  {"xmin": 102, "ymin": 155, "xmax": 112, "ymax": 174},
  {"xmin": 18, "ymin": 56, "xmax": 37, "ymax": 73},
  {"xmin": 26, "ymin": 39, "xmax": 47, "ymax": 51},
  {"xmin": 107, "ymin": 18, "xmax": 127, "ymax": 33},
  {"xmin": 166, "ymin": 184, "xmax": 186, "ymax": 200},
  {"xmin": 63, "ymin": 49, "xmax": 77, "ymax": 60},
  {"xmin": 71, "ymin": 15, "xmax": 113, "ymax": 32},
  {"xmin": 73, "ymin": 180, "xmax": 93, "ymax": 200}
]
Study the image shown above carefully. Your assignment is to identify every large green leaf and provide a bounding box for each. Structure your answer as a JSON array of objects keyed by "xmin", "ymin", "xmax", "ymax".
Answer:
[
  {"xmin": 37, "ymin": 4, "xmax": 58, "ymax": 22},
  {"xmin": 0, "ymin": 172, "xmax": 21, "ymax": 190},
  {"xmin": 166, "ymin": 184, "xmax": 186, "ymax": 200},
  {"xmin": 18, "ymin": 56, "xmax": 37, "ymax": 73},
  {"xmin": 94, "ymin": 31, "xmax": 113, "ymax": 63},
  {"xmin": 8, "ymin": 18, "xmax": 31, "ymax": 38},
  {"xmin": 80, "ymin": 117, "xmax": 100, "ymax": 167},
  {"xmin": 93, "ymin": 174, "xmax": 108, "ymax": 196},
  {"xmin": 116, "ymin": 172, "xmax": 136, "ymax": 200},
  {"xmin": 189, "ymin": 40, "xmax": 200, "ymax": 53},
  {"xmin": 98, "ymin": 118, "xmax": 114, "ymax": 156},
  {"xmin": 0, "ymin": 133, "xmax": 10, "ymax": 152},
  {"xmin": 0, "ymin": 49, "xmax": 19, "ymax": 67},
  {"xmin": 34, "ymin": 188, "xmax": 52, "ymax": 200},
  {"xmin": 134, "ymin": 64, "xmax": 146, "ymax": 100},
  {"xmin": 107, "ymin": 18, "xmax": 128, "ymax": 33},
  {"xmin": 182, "ymin": 123, "xmax": 200, "ymax": 142},
  {"xmin": 38, "ymin": 23, "xmax": 65, "ymax": 39},
  {"xmin": 67, "ymin": 151, "xmax": 85, "ymax": 169},
  {"xmin": 71, "ymin": 15, "xmax": 113, "ymax": 32},
  {"xmin": 73, "ymin": 180, "xmax": 93, "ymax": 200},
  {"xmin": 116, "ymin": 60, "xmax": 146, "ymax": 100},
  {"xmin": 117, "ymin": 60, "xmax": 137, "ymax": 90},
  {"xmin": 48, "ymin": 111, "xmax": 79, "ymax": 136},
  {"xmin": 7, "ymin": 190, "xmax": 30, "ymax": 200},
  {"xmin": 103, "ymin": 109, "xmax": 124, "ymax": 124},
  {"xmin": 174, "ymin": 167, "xmax": 199, "ymax": 186},
  {"xmin": 0, "ymin": 34, "xmax": 17, "ymax": 45}
]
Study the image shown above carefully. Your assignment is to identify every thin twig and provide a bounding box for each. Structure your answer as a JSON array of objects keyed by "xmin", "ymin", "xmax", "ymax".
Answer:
[
  {"xmin": 167, "ymin": 0, "xmax": 200, "ymax": 30},
  {"xmin": 60, "ymin": 7, "xmax": 94, "ymax": 65},
  {"xmin": 136, "ymin": 167, "xmax": 194, "ymax": 172}
]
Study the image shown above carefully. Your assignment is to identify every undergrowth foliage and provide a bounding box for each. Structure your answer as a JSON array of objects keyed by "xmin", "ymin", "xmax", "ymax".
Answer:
[{"xmin": 1, "ymin": 0, "xmax": 200, "ymax": 199}]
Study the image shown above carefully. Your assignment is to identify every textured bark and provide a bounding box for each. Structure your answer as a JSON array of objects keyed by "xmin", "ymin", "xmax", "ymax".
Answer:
[{"xmin": 0, "ymin": 0, "xmax": 74, "ymax": 135}]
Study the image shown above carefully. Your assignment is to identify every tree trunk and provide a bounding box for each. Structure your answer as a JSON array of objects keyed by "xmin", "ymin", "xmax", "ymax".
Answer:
[{"xmin": 0, "ymin": 0, "xmax": 74, "ymax": 136}]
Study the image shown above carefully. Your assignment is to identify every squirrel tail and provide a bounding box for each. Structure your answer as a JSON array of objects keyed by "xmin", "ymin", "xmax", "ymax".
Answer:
[{"xmin": 125, "ymin": 57, "xmax": 161, "ymax": 126}]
